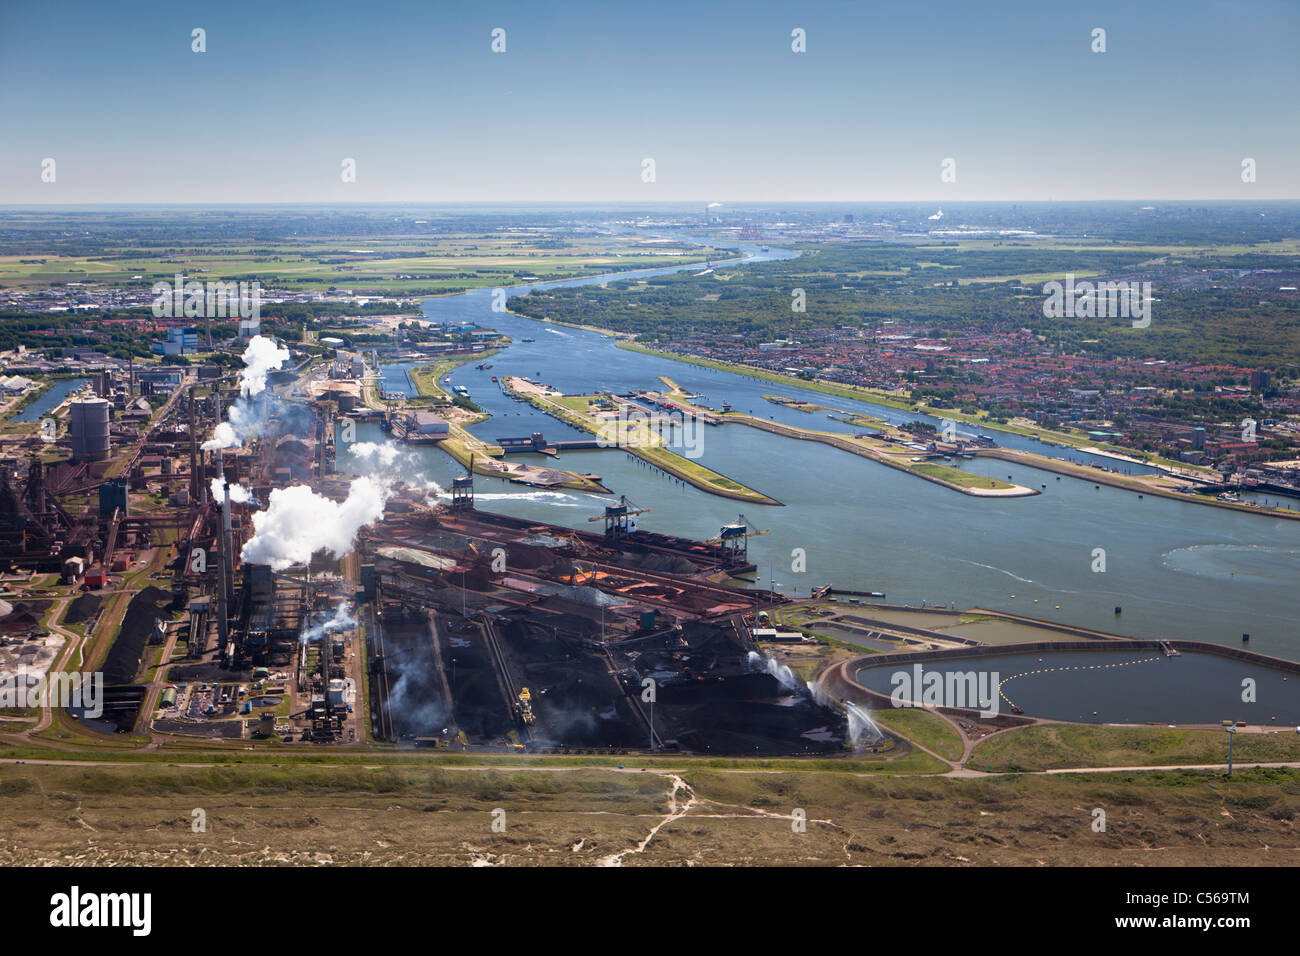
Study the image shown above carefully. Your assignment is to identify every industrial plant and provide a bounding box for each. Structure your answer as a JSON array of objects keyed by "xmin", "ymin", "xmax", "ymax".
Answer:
[{"xmin": 0, "ymin": 336, "xmax": 852, "ymax": 755}]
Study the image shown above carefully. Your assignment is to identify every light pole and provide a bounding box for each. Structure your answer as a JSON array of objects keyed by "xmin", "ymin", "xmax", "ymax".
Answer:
[{"xmin": 1225, "ymin": 724, "xmax": 1236, "ymax": 776}]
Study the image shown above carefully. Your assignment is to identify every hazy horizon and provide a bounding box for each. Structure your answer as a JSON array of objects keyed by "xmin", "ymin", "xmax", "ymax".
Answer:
[
  {"xmin": 4, "ymin": 198, "xmax": 1300, "ymax": 208},
  {"xmin": 2, "ymin": 0, "xmax": 1297, "ymax": 204}
]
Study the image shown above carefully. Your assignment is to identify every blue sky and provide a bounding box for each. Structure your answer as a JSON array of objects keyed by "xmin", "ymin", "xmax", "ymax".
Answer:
[{"xmin": 1, "ymin": 0, "xmax": 1296, "ymax": 203}]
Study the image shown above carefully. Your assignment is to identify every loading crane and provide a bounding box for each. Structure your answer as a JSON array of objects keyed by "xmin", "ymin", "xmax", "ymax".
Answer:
[
  {"xmin": 451, "ymin": 453, "xmax": 474, "ymax": 511},
  {"xmin": 704, "ymin": 514, "xmax": 770, "ymax": 567},
  {"xmin": 588, "ymin": 494, "xmax": 649, "ymax": 540}
]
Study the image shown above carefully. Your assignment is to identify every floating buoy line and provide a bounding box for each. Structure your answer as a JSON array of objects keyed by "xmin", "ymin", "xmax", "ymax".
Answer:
[{"xmin": 997, "ymin": 655, "xmax": 1163, "ymax": 714}]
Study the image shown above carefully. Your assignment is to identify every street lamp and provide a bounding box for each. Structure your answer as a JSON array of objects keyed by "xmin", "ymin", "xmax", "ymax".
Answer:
[{"xmin": 1225, "ymin": 724, "xmax": 1236, "ymax": 776}]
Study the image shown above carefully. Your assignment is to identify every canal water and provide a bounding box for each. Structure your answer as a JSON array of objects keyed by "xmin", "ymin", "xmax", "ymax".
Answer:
[
  {"xmin": 9, "ymin": 378, "xmax": 91, "ymax": 422},
  {"xmin": 351, "ymin": 245, "xmax": 1300, "ymax": 661}
]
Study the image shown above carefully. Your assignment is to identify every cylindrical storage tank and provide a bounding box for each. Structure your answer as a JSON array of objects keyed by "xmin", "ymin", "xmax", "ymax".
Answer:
[{"xmin": 69, "ymin": 397, "xmax": 111, "ymax": 461}]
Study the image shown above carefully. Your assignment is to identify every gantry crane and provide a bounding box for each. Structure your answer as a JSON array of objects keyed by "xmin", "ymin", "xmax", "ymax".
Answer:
[
  {"xmin": 588, "ymin": 495, "xmax": 650, "ymax": 540},
  {"xmin": 704, "ymin": 514, "xmax": 770, "ymax": 567},
  {"xmin": 451, "ymin": 453, "xmax": 474, "ymax": 511}
]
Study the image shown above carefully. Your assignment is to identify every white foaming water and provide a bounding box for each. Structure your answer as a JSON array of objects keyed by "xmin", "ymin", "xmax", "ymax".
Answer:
[
  {"xmin": 844, "ymin": 700, "xmax": 885, "ymax": 747},
  {"xmin": 805, "ymin": 679, "xmax": 833, "ymax": 707},
  {"xmin": 458, "ymin": 490, "xmax": 596, "ymax": 507},
  {"xmin": 747, "ymin": 650, "xmax": 803, "ymax": 694},
  {"xmin": 949, "ymin": 556, "xmax": 1034, "ymax": 584}
]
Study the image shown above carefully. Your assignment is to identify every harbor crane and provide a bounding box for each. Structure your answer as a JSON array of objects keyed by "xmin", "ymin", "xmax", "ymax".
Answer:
[
  {"xmin": 705, "ymin": 514, "xmax": 770, "ymax": 567},
  {"xmin": 450, "ymin": 453, "xmax": 474, "ymax": 511},
  {"xmin": 588, "ymin": 495, "xmax": 650, "ymax": 540}
]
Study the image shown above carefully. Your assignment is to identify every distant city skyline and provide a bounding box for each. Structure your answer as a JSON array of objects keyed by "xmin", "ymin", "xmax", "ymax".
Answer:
[{"xmin": 2, "ymin": 0, "xmax": 1297, "ymax": 204}]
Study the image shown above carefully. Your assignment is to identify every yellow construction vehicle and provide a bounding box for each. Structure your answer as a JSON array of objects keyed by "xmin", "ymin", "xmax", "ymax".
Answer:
[{"xmin": 516, "ymin": 687, "xmax": 535, "ymax": 724}]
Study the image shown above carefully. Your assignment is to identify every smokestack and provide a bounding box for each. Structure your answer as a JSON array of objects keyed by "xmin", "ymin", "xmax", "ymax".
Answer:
[
  {"xmin": 215, "ymin": 506, "xmax": 230, "ymax": 648},
  {"xmin": 189, "ymin": 386, "xmax": 200, "ymax": 506},
  {"xmin": 222, "ymin": 475, "xmax": 235, "ymax": 605},
  {"xmin": 203, "ymin": 274, "xmax": 213, "ymax": 351},
  {"xmin": 214, "ymin": 447, "xmax": 231, "ymax": 649}
]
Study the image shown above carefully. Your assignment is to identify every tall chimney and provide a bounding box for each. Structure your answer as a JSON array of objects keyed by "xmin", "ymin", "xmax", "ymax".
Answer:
[
  {"xmin": 188, "ymin": 386, "xmax": 200, "ymax": 506},
  {"xmin": 214, "ymin": 448, "xmax": 230, "ymax": 650}
]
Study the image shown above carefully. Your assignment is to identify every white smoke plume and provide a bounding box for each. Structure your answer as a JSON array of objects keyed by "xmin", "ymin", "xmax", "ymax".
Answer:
[
  {"xmin": 299, "ymin": 600, "xmax": 355, "ymax": 648},
  {"xmin": 210, "ymin": 478, "xmax": 253, "ymax": 505},
  {"xmin": 241, "ymin": 476, "xmax": 389, "ymax": 571},
  {"xmin": 349, "ymin": 441, "xmax": 400, "ymax": 469},
  {"xmin": 203, "ymin": 421, "xmax": 239, "ymax": 452},
  {"xmin": 346, "ymin": 439, "xmax": 443, "ymax": 499},
  {"xmin": 238, "ymin": 334, "xmax": 291, "ymax": 398},
  {"xmin": 201, "ymin": 335, "xmax": 291, "ymax": 451}
]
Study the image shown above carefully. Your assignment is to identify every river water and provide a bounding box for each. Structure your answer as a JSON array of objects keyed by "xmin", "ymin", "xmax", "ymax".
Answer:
[{"xmin": 356, "ymin": 244, "xmax": 1300, "ymax": 661}]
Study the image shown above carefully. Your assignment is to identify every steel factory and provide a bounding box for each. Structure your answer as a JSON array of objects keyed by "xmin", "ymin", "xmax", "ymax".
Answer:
[{"xmin": 0, "ymin": 338, "xmax": 850, "ymax": 755}]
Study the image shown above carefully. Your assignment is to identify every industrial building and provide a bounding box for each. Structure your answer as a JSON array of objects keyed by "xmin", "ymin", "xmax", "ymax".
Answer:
[
  {"xmin": 69, "ymin": 397, "xmax": 111, "ymax": 461},
  {"xmin": 150, "ymin": 326, "xmax": 199, "ymax": 356},
  {"xmin": 394, "ymin": 410, "xmax": 449, "ymax": 443}
]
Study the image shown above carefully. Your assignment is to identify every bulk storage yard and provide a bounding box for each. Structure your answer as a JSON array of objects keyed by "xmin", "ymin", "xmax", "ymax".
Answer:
[{"xmin": 362, "ymin": 498, "xmax": 847, "ymax": 754}]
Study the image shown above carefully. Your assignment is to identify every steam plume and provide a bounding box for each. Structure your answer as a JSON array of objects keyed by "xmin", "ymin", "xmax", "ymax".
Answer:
[
  {"xmin": 238, "ymin": 335, "xmax": 291, "ymax": 398},
  {"xmin": 241, "ymin": 476, "xmax": 389, "ymax": 571},
  {"xmin": 201, "ymin": 335, "xmax": 291, "ymax": 451},
  {"xmin": 210, "ymin": 478, "xmax": 253, "ymax": 504}
]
